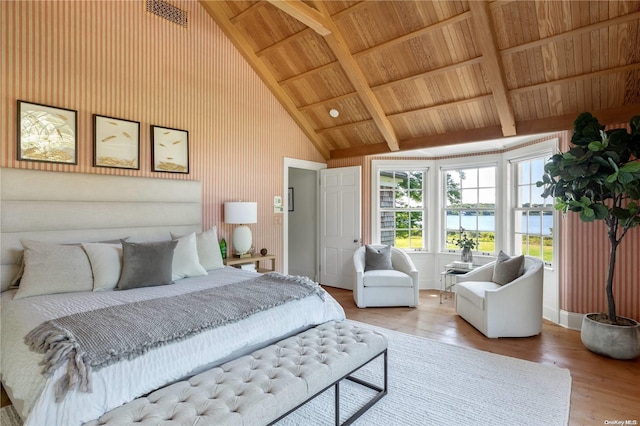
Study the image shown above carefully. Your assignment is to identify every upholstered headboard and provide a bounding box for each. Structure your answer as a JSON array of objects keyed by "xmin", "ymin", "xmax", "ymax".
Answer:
[{"xmin": 0, "ymin": 168, "xmax": 202, "ymax": 291}]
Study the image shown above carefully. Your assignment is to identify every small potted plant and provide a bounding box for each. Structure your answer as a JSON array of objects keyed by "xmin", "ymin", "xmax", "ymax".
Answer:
[
  {"xmin": 452, "ymin": 228, "xmax": 477, "ymax": 263},
  {"xmin": 537, "ymin": 112, "xmax": 640, "ymax": 359}
]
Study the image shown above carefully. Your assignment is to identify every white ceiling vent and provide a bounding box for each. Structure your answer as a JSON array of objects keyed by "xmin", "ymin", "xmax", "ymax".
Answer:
[{"xmin": 146, "ymin": 0, "xmax": 188, "ymax": 28}]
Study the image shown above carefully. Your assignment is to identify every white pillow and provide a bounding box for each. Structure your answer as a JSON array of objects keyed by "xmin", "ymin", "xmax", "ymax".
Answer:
[
  {"xmin": 82, "ymin": 243, "xmax": 123, "ymax": 291},
  {"xmin": 171, "ymin": 227, "xmax": 224, "ymax": 271},
  {"xmin": 172, "ymin": 232, "xmax": 208, "ymax": 280},
  {"xmin": 14, "ymin": 240, "xmax": 94, "ymax": 300}
]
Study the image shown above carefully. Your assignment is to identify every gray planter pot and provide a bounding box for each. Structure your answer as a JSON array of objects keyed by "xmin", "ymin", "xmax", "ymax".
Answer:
[{"xmin": 581, "ymin": 313, "xmax": 640, "ymax": 360}]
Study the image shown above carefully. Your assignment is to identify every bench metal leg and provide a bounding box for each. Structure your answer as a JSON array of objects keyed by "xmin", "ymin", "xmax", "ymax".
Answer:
[
  {"xmin": 339, "ymin": 349, "xmax": 387, "ymax": 426},
  {"xmin": 269, "ymin": 349, "xmax": 388, "ymax": 426}
]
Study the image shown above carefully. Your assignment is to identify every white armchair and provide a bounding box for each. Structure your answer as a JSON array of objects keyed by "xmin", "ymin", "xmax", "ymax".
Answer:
[
  {"xmin": 455, "ymin": 256, "xmax": 544, "ymax": 338},
  {"xmin": 353, "ymin": 245, "xmax": 419, "ymax": 308}
]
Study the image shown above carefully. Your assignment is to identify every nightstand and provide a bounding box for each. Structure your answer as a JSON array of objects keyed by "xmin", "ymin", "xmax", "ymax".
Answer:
[
  {"xmin": 223, "ymin": 254, "xmax": 276, "ymax": 273},
  {"xmin": 440, "ymin": 264, "xmax": 476, "ymax": 303}
]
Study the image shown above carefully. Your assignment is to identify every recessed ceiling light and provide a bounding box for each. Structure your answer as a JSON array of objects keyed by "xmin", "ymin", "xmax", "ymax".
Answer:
[{"xmin": 329, "ymin": 108, "xmax": 339, "ymax": 118}]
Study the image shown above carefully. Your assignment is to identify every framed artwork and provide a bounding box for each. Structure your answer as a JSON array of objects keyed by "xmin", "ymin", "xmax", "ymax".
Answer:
[
  {"xmin": 151, "ymin": 125, "xmax": 189, "ymax": 173},
  {"xmin": 17, "ymin": 100, "xmax": 78, "ymax": 164},
  {"xmin": 93, "ymin": 114, "xmax": 140, "ymax": 169},
  {"xmin": 288, "ymin": 187, "xmax": 294, "ymax": 212}
]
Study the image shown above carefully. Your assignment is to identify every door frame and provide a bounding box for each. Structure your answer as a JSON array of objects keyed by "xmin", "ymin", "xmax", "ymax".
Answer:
[{"xmin": 283, "ymin": 157, "xmax": 326, "ymax": 276}]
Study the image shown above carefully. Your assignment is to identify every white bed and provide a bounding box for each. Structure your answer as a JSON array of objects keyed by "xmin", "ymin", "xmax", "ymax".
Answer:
[{"xmin": 0, "ymin": 168, "xmax": 345, "ymax": 426}]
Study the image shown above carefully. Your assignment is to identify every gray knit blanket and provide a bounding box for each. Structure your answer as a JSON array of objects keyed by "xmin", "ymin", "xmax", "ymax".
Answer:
[{"xmin": 24, "ymin": 272, "xmax": 325, "ymax": 402}]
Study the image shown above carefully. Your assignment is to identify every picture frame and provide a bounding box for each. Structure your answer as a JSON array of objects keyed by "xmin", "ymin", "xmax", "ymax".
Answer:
[
  {"xmin": 288, "ymin": 187, "xmax": 294, "ymax": 212},
  {"xmin": 93, "ymin": 114, "xmax": 140, "ymax": 169},
  {"xmin": 17, "ymin": 100, "xmax": 78, "ymax": 164},
  {"xmin": 151, "ymin": 125, "xmax": 189, "ymax": 173}
]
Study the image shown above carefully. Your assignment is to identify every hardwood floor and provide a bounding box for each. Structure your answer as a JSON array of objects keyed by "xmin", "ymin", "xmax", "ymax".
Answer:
[
  {"xmin": 2, "ymin": 288, "xmax": 638, "ymax": 425},
  {"xmin": 325, "ymin": 287, "xmax": 640, "ymax": 426}
]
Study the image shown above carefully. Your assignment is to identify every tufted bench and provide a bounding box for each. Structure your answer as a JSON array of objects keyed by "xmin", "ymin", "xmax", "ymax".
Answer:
[{"xmin": 84, "ymin": 321, "xmax": 388, "ymax": 426}]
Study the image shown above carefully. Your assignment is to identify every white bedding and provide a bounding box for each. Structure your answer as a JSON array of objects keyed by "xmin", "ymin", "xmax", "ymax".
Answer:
[{"xmin": 0, "ymin": 267, "xmax": 346, "ymax": 426}]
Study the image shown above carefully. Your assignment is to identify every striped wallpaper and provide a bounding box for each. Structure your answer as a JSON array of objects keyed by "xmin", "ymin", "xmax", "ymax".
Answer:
[
  {"xmin": 558, "ymin": 126, "xmax": 639, "ymax": 321},
  {"xmin": 330, "ymin": 131, "xmax": 639, "ymax": 321},
  {"xmin": 0, "ymin": 0, "xmax": 325, "ymax": 270}
]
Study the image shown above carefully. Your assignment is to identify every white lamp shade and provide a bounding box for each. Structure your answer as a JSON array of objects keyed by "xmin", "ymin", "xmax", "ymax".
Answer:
[{"xmin": 224, "ymin": 202, "xmax": 257, "ymax": 224}]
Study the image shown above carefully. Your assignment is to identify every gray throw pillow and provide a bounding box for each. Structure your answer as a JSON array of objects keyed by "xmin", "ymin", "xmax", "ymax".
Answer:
[
  {"xmin": 117, "ymin": 240, "xmax": 178, "ymax": 290},
  {"xmin": 365, "ymin": 245, "xmax": 393, "ymax": 271},
  {"xmin": 492, "ymin": 250, "xmax": 524, "ymax": 285}
]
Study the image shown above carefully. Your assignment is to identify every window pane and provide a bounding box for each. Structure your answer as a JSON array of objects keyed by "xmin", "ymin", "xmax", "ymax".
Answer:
[
  {"xmin": 445, "ymin": 210, "xmax": 460, "ymax": 232},
  {"xmin": 478, "ymin": 231, "xmax": 495, "ymax": 253},
  {"xmin": 408, "ymin": 190, "xmax": 423, "ymax": 208},
  {"xmin": 542, "ymin": 237, "xmax": 553, "ymax": 263},
  {"xmin": 409, "ymin": 230, "xmax": 423, "ymax": 249},
  {"xmin": 395, "ymin": 230, "xmax": 409, "ymax": 248},
  {"xmin": 394, "ymin": 189, "xmax": 408, "ymax": 208},
  {"xmin": 478, "ymin": 167, "xmax": 495, "ymax": 187},
  {"xmin": 445, "ymin": 171, "xmax": 462, "ymax": 207},
  {"xmin": 527, "ymin": 213, "xmax": 541, "ymax": 234},
  {"xmin": 409, "ymin": 172, "xmax": 423, "ymax": 190},
  {"xmin": 410, "ymin": 211, "xmax": 423, "ymax": 229},
  {"xmin": 395, "ymin": 211, "xmax": 409, "ymax": 229},
  {"xmin": 512, "ymin": 156, "xmax": 554, "ymax": 265},
  {"xmin": 379, "ymin": 188, "xmax": 393, "ymax": 208},
  {"xmin": 531, "ymin": 183, "xmax": 545, "ymax": 207},
  {"xmin": 445, "ymin": 229, "xmax": 458, "ymax": 250},
  {"xmin": 542, "ymin": 212, "xmax": 553, "ymax": 236},
  {"xmin": 381, "ymin": 208, "xmax": 394, "ymax": 224},
  {"xmin": 459, "ymin": 211, "xmax": 478, "ymax": 232},
  {"xmin": 532, "ymin": 159, "xmax": 545, "ymax": 184},
  {"xmin": 378, "ymin": 168, "xmax": 427, "ymax": 250},
  {"xmin": 479, "ymin": 213, "xmax": 494, "ymax": 232},
  {"xmin": 478, "ymin": 188, "xmax": 495, "ymax": 205},
  {"xmin": 461, "ymin": 188, "xmax": 478, "ymax": 205},
  {"xmin": 443, "ymin": 166, "xmax": 495, "ymax": 254},
  {"xmin": 460, "ymin": 168, "xmax": 478, "ymax": 188}
]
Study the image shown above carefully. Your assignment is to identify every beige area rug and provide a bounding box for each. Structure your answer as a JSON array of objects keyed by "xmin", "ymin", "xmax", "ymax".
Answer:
[{"xmin": 1, "ymin": 320, "xmax": 571, "ymax": 426}]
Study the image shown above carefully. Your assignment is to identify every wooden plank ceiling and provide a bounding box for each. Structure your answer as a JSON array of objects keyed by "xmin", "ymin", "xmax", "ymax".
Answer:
[{"xmin": 199, "ymin": 0, "xmax": 640, "ymax": 160}]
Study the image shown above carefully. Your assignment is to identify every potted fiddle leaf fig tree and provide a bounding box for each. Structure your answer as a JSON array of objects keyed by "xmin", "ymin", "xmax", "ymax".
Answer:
[{"xmin": 537, "ymin": 112, "xmax": 640, "ymax": 359}]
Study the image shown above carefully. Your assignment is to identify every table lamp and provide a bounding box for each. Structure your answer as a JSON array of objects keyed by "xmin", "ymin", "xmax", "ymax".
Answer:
[{"xmin": 224, "ymin": 201, "xmax": 257, "ymax": 257}]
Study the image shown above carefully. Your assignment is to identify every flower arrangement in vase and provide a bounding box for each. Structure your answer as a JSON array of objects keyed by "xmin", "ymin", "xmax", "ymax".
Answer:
[{"xmin": 452, "ymin": 228, "xmax": 477, "ymax": 263}]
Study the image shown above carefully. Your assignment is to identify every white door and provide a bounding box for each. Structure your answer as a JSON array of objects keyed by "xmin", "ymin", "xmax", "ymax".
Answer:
[{"xmin": 319, "ymin": 166, "xmax": 361, "ymax": 289}]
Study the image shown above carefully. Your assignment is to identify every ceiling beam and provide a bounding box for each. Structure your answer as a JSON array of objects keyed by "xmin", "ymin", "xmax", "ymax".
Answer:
[
  {"xmin": 199, "ymin": 0, "xmax": 330, "ymax": 160},
  {"xmin": 229, "ymin": 1, "xmax": 267, "ymax": 24},
  {"xmin": 371, "ymin": 57, "xmax": 484, "ymax": 92},
  {"xmin": 469, "ymin": 0, "xmax": 517, "ymax": 137},
  {"xmin": 510, "ymin": 62, "xmax": 640, "ymax": 95},
  {"xmin": 329, "ymin": 104, "xmax": 640, "ymax": 160},
  {"xmin": 516, "ymin": 104, "xmax": 640, "ymax": 135},
  {"xmin": 270, "ymin": 0, "xmax": 400, "ymax": 152},
  {"xmin": 298, "ymin": 91, "xmax": 358, "ymax": 112},
  {"xmin": 501, "ymin": 11, "xmax": 640, "ymax": 56},
  {"xmin": 352, "ymin": 11, "xmax": 472, "ymax": 60},
  {"xmin": 266, "ymin": 0, "xmax": 332, "ymax": 36},
  {"xmin": 256, "ymin": 27, "xmax": 315, "ymax": 58},
  {"xmin": 278, "ymin": 60, "xmax": 340, "ymax": 85}
]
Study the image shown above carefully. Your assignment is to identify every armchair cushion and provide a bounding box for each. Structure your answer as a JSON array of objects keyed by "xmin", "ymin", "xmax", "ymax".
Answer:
[
  {"xmin": 362, "ymin": 270, "xmax": 413, "ymax": 288},
  {"xmin": 455, "ymin": 281, "xmax": 501, "ymax": 309},
  {"xmin": 492, "ymin": 250, "xmax": 524, "ymax": 285},
  {"xmin": 364, "ymin": 245, "xmax": 393, "ymax": 271}
]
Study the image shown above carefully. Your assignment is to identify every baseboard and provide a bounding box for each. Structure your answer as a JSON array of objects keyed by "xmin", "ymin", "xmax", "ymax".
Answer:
[{"xmin": 559, "ymin": 310, "xmax": 584, "ymax": 330}]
